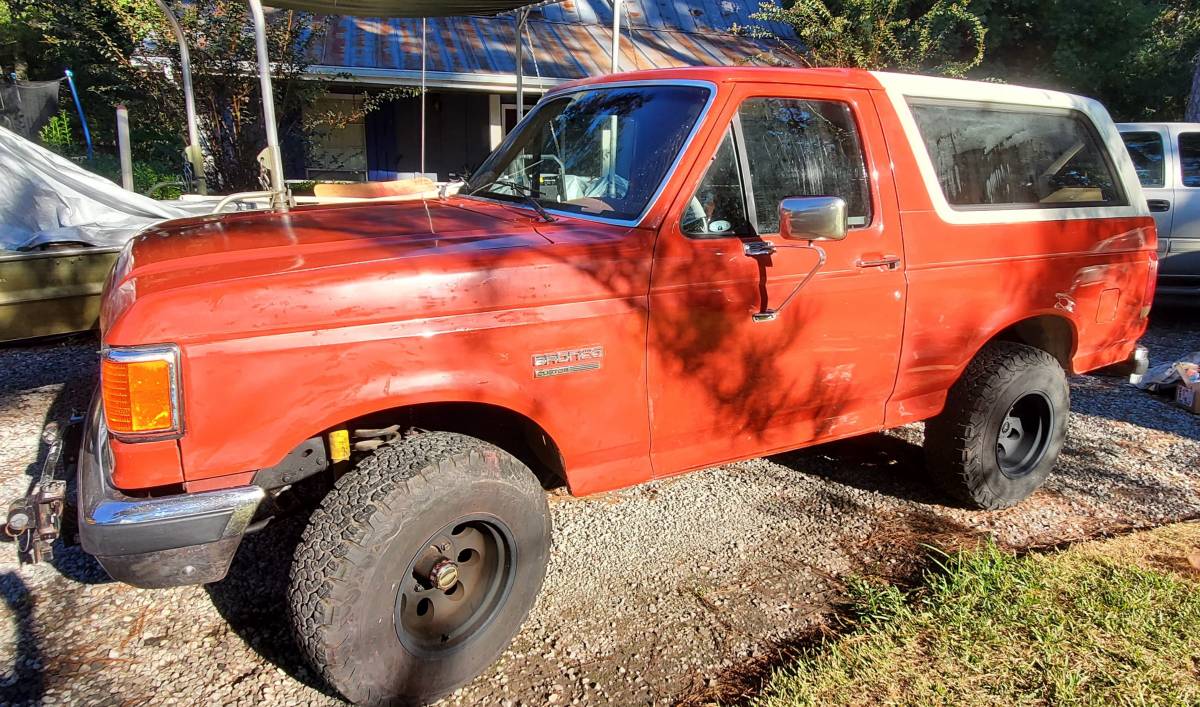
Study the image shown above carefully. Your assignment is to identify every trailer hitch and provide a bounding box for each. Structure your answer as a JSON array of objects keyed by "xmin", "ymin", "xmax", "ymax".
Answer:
[{"xmin": 5, "ymin": 416, "xmax": 81, "ymax": 564}]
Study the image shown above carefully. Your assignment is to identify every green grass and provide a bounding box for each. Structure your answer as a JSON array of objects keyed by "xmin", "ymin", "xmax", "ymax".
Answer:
[{"xmin": 754, "ymin": 527, "xmax": 1200, "ymax": 706}]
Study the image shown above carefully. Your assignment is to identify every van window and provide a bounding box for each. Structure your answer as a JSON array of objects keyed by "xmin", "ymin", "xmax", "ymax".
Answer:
[
  {"xmin": 909, "ymin": 100, "xmax": 1126, "ymax": 209},
  {"xmin": 1181, "ymin": 133, "xmax": 1200, "ymax": 188},
  {"xmin": 1120, "ymin": 132, "xmax": 1165, "ymax": 188},
  {"xmin": 739, "ymin": 98, "xmax": 871, "ymax": 232}
]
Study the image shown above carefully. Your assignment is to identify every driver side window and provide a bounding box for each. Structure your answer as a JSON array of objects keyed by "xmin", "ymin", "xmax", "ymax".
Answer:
[
  {"xmin": 681, "ymin": 130, "xmax": 753, "ymax": 238},
  {"xmin": 682, "ymin": 97, "xmax": 872, "ymax": 239}
]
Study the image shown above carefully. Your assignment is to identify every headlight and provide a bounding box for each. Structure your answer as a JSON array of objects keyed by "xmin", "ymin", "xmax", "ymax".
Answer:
[{"xmin": 101, "ymin": 344, "xmax": 183, "ymax": 438}]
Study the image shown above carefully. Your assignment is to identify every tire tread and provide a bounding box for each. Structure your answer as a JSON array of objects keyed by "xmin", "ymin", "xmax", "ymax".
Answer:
[
  {"xmin": 287, "ymin": 431, "xmax": 547, "ymax": 705},
  {"xmin": 925, "ymin": 341, "xmax": 1067, "ymax": 510}
]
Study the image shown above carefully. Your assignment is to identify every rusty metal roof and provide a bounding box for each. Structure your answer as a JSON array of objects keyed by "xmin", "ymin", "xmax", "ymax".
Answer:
[
  {"xmin": 271, "ymin": 0, "xmax": 565, "ymax": 17},
  {"xmin": 307, "ymin": 0, "xmax": 801, "ymax": 85}
]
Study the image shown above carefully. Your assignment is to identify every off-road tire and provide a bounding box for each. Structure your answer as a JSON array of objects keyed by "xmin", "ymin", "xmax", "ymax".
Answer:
[
  {"xmin": 925, "ymin": 341, "xmax": 1070, "ymax": 510},
  {"xmin": 288, "ymin": 432, "xmax": 551, "ymax": 706}
]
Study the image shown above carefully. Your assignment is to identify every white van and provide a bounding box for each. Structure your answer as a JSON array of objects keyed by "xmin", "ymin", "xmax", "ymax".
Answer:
[{"xmin": 1119, "ymin": 123, "xmax": 1200, "ymax": 304}]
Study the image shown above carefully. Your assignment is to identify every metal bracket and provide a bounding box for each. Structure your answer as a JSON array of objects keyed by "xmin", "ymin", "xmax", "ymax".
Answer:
[
  {"xmin": 743, "ymin": 240, "xmax": 828, "ymax": 323},
  {"xmin": 247, "ymin": 0, "xmax": 291, "ymax": 211}
]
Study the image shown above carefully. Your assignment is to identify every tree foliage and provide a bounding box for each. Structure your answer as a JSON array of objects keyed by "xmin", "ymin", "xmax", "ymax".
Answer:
[
  {"xmin": 1, "ymin": 0, "xmax": 176, "ymax": 157},
  {"xmin": 748, "ymin": 0, "xmax": 1200, "ymax": 121},
  {"xmin": 748, "ymin": 0, "xmax": 987, "ymax": 77},
  {"xmin": 155, "ymin": 0, "xmax": 325, "ymax": 190},
  {"xmin": 968, "ymin": 0, "xmax": 1200, "ymax": 121},
  {"xmin": 1188, "ymin": 58, "xmax": 1200, "ymax": 121}
]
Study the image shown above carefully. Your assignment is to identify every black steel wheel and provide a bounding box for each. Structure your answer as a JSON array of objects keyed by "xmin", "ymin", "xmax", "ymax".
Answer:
[
  {"xmin": 289, "ymin": 432, "xmax": 552, "ymax": 706},
  {"xmin": 995, "ymin": 391, "xmax": 1054, "ymax": 478},
  {"xmin": 395, "ymin": 516, "xmax": 515, "ymax": 655},
  {"xmin": 926, "ymin": 341, "xmax": 1070, "ymax": 510}
]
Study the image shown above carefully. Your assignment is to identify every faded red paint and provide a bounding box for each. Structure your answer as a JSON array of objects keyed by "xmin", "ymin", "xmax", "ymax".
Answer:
[{"xmin": 98, "ymin": 67, "xmax": 1156, "ymax": 494}]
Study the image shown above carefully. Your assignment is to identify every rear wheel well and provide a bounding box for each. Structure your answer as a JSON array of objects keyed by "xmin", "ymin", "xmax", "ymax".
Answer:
[
  {"xmin": 991, "ymin": 315, "xmax": 1075, "ymax": 372},
  {"xmin": 341, "ymin": 402, "xmax": 567, "ymax": 490}
]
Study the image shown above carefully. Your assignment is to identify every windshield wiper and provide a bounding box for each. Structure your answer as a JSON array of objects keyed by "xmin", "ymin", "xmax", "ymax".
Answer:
[{"xmin": 472, "ymin": 180, "xmax": 556, "ymax": 223}]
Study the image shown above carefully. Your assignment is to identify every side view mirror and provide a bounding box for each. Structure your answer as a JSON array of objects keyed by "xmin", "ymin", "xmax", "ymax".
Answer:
[{"xmin": 779, "ymin": 196, "xmax": 848, "ymax": 241}]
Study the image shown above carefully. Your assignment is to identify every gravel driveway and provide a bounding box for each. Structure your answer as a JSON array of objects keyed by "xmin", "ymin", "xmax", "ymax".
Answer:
[{"xmin": 1, "ymin": 314, "xmax": 1198, "ymax": 706}]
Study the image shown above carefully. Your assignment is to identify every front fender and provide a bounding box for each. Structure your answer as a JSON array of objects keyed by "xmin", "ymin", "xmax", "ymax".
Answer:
[{"xmin": 172, "ymin": 314, "xmax": 652, "ymax": 495}]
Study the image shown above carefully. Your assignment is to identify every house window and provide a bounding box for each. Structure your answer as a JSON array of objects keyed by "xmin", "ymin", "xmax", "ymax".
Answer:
[
  {"xmin": 909, "ymin": 99, "xmax": 1125, "ymax": 208},
  {"xmin": 502, "ymin": 101, "xmax": 539, "ymax": 134},
  {"xmin": 1120, "ymin": 132, "xmax": 1165, "ymax": 189},
  {"xmin": 307, "ymin": 96, "xmax": 368, "ymax": 181}
]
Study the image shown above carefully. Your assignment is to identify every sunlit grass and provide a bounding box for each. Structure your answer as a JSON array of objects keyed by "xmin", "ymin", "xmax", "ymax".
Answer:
[{"xmin": 754, "ymin": 524, "xmax": 1200, "ymax": 706}]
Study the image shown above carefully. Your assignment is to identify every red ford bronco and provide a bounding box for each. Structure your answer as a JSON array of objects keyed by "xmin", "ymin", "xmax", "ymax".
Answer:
[{"xmin": 21, "ymin": 67, "xmax": 1157, "ymax": 704}]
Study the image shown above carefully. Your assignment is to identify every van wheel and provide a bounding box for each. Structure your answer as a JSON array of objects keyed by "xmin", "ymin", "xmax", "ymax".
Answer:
[
  {"xmin": 924, "ymin": 342, "xmax": 1069, "ymax": 510},
  {"xmin": 288, "ymin": 432, "xmax": 551, "ymax": 706}
]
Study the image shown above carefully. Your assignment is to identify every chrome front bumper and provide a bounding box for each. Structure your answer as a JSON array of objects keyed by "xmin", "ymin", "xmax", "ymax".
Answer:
[{"xmin": 78, "ymin": 397, "xmax": 265, "ymax": 587}]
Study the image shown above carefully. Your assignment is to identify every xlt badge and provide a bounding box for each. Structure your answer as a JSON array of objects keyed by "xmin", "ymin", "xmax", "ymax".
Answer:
[{"xmin": 532, "ymin": 345, "xmax": 604, "ymax": 378}]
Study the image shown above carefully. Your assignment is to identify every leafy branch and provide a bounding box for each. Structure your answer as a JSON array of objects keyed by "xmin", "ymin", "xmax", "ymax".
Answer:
[{"xmin": 743, "ymin": 0, "xmax": 986, "ymax": 77}]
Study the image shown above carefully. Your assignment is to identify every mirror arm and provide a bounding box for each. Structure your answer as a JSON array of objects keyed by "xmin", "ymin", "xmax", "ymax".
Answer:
[{"xmin": 748, "ymin": 241, "xmax": 828, "ymax": 323}]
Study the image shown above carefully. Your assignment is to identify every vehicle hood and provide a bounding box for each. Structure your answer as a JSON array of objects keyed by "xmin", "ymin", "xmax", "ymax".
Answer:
[{"xmin": 100, "ymin": 197, "xmax": 592, "ymax": 344}]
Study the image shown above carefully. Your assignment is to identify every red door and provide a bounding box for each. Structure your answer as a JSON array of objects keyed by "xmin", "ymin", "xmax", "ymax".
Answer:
[{"xmin": 647, "ymin": 84, "xmax": 906, "ymax": 476}]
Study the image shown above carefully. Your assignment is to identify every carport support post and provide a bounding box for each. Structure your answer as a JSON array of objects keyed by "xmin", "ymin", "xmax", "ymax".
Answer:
[
  {"xmin": 420, "ymin": 18, "xmax": 427, "ymax": 176},
  {"xmin": 247, "ymin": 0, "xmax": 289, "ymax": 210},
  {"xmin": 116, "ymin": 104, "xmax": 133, "ymax": 190},
  {"xmin": 610, "ymin": 0, "xmax": 622, "ymax": 73},
  {"xmin": 155, "ymin": 0, "xmax": 206, "ymax": 195},
  {"xmin": 515, "ymin": 7, "xmax": 529, "ymax": 121}
]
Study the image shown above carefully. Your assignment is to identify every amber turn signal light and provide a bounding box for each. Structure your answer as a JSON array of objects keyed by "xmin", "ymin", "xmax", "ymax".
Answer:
[{"xmin": 101, "ymin": 346, "xmax": 181, "ymax": 437}]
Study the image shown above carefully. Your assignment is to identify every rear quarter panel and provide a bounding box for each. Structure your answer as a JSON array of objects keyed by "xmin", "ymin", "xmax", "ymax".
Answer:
[{"xmin": 870, "ymin": 75, "xmax": 1157, "ymax": 425}]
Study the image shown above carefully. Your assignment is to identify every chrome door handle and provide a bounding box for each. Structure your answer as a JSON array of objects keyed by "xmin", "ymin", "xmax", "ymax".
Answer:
[
  {"xmin": 856, "ymin": 255, "xmax": 900, "ymax": 270},
  {"xmin": 743, "ymin": 241, "xmax": 776, "ymax": 257}
]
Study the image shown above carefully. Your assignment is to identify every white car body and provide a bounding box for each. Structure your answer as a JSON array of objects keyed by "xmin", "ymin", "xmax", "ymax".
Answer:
[{"xmin": 1118, "ymin": 122, "xmax": 1200, "ymax": 303}]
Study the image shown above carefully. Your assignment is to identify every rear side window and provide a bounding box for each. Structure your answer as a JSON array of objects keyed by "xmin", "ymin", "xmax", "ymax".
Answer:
[
  {"xmin": 1120, "ymin": 131, "xmax": 1165, "ymax": 188},
  {"xmin": 908, "ymin": 100, "xmax": 1126, "ymax": 209},
  {"xmin": 1181, "ymin": 133, "xmax": 1200, "ymax": 188}
]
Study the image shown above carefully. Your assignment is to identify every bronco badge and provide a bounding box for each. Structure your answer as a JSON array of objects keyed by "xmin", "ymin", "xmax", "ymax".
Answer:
[{"xmin": 532, "ymin": 345, "xmax": 604, "ymax": 378}]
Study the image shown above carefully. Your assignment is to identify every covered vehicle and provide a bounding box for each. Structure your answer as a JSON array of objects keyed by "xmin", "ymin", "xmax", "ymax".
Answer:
[{"xmin": 0, "ymin": 125, "xmax": 211, "ymax": 341}]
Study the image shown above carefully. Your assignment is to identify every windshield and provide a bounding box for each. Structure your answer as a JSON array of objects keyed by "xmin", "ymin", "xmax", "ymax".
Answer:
[{"xmin": 466, "ymin": 85, "xmax": 710, "ymax": 222}]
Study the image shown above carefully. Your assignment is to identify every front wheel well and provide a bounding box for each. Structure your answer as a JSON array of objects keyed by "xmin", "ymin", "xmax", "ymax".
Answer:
[
  {"xmin": 338, "ymin": 402, "xmax": 567, "ymax": 491},
  {"xmin": 990, "ymin": 315, "xmax": 1076, "ymax": 373}
]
